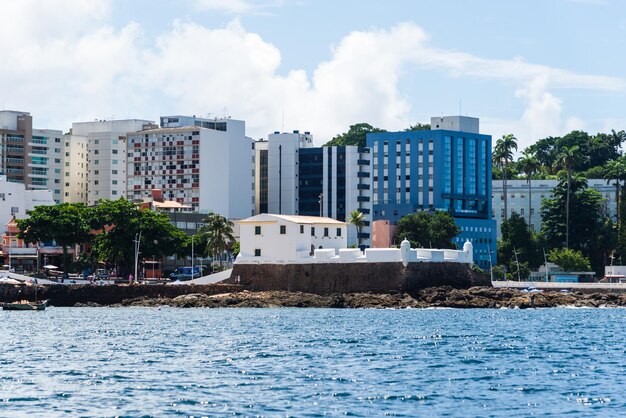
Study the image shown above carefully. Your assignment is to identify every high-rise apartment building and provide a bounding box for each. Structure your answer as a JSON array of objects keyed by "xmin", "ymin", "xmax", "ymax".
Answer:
[
  {"xmin": 257, "ymin": 131, "xmax": 373, "ymax": 245},
  {"xmin": 126, "ymin": 117, "xmax": 253, "ymax": 219},
  {"xmin": 367, "ymin": 116, "xmax": 496, "ymax": 269},
  {"xmin": 69, "ymin": 119, "xmax": 154, "ymax": 206},
  {"xmin": 0, "ymin": 111, "xmax": 63, "ymax": 203}
]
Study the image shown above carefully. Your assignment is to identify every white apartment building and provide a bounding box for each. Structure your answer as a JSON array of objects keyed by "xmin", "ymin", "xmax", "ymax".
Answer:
[
  {"xmin": 267, "ymin": 131, "xmax": 314, "ymax": 214},
  {"xmin": 126, "ymin": 118, "xmax": 253, "ymax": 219},
  {"xmin": 70, "ymin": 119, "xmax": 154, "ymax": 206},
  {"xmin": 492, "ymin": 179, "xmax": 616, "ymax": 238},
  {"xmin": 62, "ymin": 133, "xmax": 88, "ymax": 203}
]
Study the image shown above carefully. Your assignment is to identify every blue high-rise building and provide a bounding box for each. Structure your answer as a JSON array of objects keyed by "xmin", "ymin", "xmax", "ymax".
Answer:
[{"xmin": 366, "ymin": 116, "xmax": 496, "ymax": 269}]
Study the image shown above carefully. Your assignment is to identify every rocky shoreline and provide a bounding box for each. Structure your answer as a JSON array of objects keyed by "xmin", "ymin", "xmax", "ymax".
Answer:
[{"xmin": 75, "ymin": 286, "xmax": 626, "ymax": 309}]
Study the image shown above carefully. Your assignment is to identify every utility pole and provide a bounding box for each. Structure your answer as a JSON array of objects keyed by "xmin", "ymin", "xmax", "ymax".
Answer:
[
  {"xmin": 488, "ymin": 250, "xmax": 494, "ymax": 282},
  {"xmin": 133, "ymin": 230, "xmax": 142, "ymax": 284},
  {"xmin": 191, "ymin": 235, "xmax": 195, "ymax": 277},
  {"xmin": 513, "ymin": 247, "xmax": 521, "ymax": 281},
  {"xmin": 543, "ymin": 247, "xmax": 549, "ymax": 282}
]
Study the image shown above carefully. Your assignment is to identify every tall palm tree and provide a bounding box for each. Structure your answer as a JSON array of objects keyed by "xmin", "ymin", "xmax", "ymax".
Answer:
[
  {"xmin": 554, "ymin": 145, "xmax": 580, "ymax": 248},
  {"xmin": 493, "ymin": 134, "xmax": 518, "ymax": 222},
  {"xmin": 517, "ymin": 152, "xmax": 540, "ymax": 229},
  {"xmin": 198, "ymin": 212, "xmax": 235, "ymax": 268},
  {"xmin": 347, "ymin": 210, "xmax": 365, "ymax": 248},
  {"xmin": 603, "ymin": 157, "xmax": 626, "ymax": 226}
]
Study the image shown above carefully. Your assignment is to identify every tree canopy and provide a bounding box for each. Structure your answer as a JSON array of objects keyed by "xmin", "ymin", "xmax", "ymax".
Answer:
[
  {"xmin": 17, "ymin": 203, "xmax": 93, "ymax": 275},
  {"xmin": 395, "ymin": 211, "xmax": 460, "ymax": 249},
  {"xmin": 323, "ymin": 123, "xmax": 386, "ymax": 148}
]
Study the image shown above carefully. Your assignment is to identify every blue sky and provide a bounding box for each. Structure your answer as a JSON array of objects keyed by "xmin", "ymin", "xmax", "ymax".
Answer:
[{"xmin": 1, "ymin": 0, "xmax": 625, "ymax": 149}]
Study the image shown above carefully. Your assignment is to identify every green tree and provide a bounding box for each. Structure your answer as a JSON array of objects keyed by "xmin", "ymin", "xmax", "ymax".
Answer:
[
  {"xmin": 323, "ymin": 123, "xmax": 386, "ymax": 148},
  {"xmin": 554, "ymin": 145, "xmax": 580, "ymax": 248},
  {"xmin": 197, "ymin": 212, "xmax": 235, "ymax": 268},
  {"xmin": 395, "ymin": 211, "xmax": 460, "ymax": 249},
  {"xmin": 346, "ymin": 209, "xmax": 366, "ymax": 247},
  {"xmin": 516, "ymin": 152, "xmax": 541, "ymax": 228},
  {"xmin": 497, "ymin": 213, "xmax": 542, "ymax": 273},
  {"xmin": 405, "ymin": 123, "xmax": 431, "ymax": 131},
  {"xmin": 603, "ymin": 157, "xmax": 626, "ymax": 259},
  {"xmin": 493, "ymin": 134, "xmax": 518, "ymax": 222},
  {"xmin": 17, "ymin": 203, "xmax": 92, "ymax": 277},
  {"xmin": 540, "ymin": 174, "xmax": 610, "ymax": 274},
  {"xmin": 89, "ymin": 199, "xmax": 188, "ymax": 276},
  {"xmin": 548, "ymin": 248, "xmax": 591, "ymax": 272}
]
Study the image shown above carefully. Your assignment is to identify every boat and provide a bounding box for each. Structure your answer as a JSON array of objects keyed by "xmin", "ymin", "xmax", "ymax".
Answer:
[
  {"xmin": 2, "ymin": 278, "xmax": 48, "ymax": 310},
  {"xmin": 3, "ymin": 299, "xmax": 48, "ymax": 310}
]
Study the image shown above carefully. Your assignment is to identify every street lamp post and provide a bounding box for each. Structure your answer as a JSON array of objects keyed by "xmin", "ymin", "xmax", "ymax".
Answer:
[
  {"xmin": 191, "ymin": 235, "xmax": 195, "ymax": 277},
  {"xmin": 488, "ymin": 250, "xmax": 494, "ymax": 282},
  {"xmin": 319, "ymin": 193, "xmax": 324, "ymax": 217},
  {"xmin": 133, "ymin": 231, "xmax": 142, "ymax": 284}
]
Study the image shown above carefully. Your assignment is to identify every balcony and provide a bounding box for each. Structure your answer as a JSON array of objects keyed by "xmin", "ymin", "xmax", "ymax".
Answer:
[
  {"xmin": 357, "ymin": 172, "xmax": 370, "ymax": 178},
  {"xmin": 357, "ymin": 184, "xmax": 370, "ymax": 190},
  {"xmin": 357, "ymin": 159, "xmax": 370, "ymax": 165}
]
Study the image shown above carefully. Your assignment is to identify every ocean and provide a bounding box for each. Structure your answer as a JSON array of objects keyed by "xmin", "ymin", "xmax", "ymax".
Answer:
[{"xmin": 1, "ymin": 307, "xmax": 624, "ymax": 417}]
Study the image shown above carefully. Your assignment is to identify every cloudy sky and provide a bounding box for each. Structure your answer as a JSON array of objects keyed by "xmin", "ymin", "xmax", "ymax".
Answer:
[{"xmin": 1, "ymin": 0, "xmax": 625, "ymax": 149}]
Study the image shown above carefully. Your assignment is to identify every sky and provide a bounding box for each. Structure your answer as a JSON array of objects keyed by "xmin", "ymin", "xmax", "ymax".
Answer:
[{"xmin": 1, "ymin": 0, "xmax": 625, "ymax": 149}]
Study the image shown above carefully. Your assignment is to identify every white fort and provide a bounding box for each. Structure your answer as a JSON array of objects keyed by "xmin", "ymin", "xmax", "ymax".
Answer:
[{"xmin": 236, "ymin": 214, "xmax": 473, "ymax": 265}]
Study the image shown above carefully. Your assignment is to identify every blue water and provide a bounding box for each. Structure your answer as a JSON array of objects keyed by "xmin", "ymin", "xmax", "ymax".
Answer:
[{"xmin": 1, "ymin": 308, "xmax": 625, "ymax": 417}]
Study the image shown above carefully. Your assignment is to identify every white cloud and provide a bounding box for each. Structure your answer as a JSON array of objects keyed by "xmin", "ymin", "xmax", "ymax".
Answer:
[{"xmin": 0, "ymin": 7, "xmax": 623, "ymax": 147}]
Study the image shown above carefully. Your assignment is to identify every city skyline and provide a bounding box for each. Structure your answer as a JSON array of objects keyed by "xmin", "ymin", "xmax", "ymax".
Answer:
[{"xmin": 1, "ymin": 0, "xmax": 625, "ymax": 150}]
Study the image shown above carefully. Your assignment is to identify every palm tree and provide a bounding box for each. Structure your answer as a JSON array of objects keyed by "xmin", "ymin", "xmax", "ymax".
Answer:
[
  {"xmin": 517, "ymin": 152, "xmax": 540, "ymax": 229},
  {"xmin": 554, "ymin": 145, "xmax": 580, "ymax": 248},
  {"xmin": 603, "ymin": 157, "xmax": 626, "ymax": 226},
  {"xmin": 493, "ymin": 134, "xmax": 518, "ymax": 222},
  {"xmin": 347, "ymin": 210, "xmax": 366, "ymax": 248},
  {"xmin": 197, "ymin": 212, "xmax": 235, "ymax": 268}
]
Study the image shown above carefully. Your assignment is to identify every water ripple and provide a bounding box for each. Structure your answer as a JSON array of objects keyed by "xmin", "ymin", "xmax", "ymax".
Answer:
[{"xmin": 0, "ymin": 308, "xmax": 625, "ymax": 416}]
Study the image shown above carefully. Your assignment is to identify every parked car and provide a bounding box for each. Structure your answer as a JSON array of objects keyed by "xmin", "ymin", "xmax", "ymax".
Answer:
[
  {"xmin": 95, "ymin": 269, "xmax": 109, "ymax": 280},
  {"xmin": 169, "ymin": 267, "xmax": 201, "ymax": 281}
]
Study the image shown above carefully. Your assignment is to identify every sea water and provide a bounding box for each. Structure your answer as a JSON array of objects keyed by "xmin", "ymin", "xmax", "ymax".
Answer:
[{"xmin": 0, "ymin": 307, "xmax": 624, "ymax": 417}]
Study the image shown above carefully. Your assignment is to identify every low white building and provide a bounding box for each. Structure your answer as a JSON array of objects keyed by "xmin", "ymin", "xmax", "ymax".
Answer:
[
  {"xmin": 236, "ymin": 213, "xmax": 473, "ymax": 265},
  {"xmin": 238, "ymin": 214, "xmax": 347, "ymax": 263},
  {"xmin": 0, "ymin": 175, "xmax": 54, "ymax": 232}
]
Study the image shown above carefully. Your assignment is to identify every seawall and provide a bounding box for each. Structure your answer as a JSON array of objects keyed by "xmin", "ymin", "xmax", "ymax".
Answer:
[
  {"xmin": 230, "ymin": 262, "xmax": 489, "ymax": 294},
  {"xmin": 0, "ymin": 283, "xmax": 241, "ymax": 307}
]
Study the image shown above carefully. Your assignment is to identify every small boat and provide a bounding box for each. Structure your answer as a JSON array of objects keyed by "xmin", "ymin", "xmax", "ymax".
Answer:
[{"xmin": 3, "ymin": 299, "xmax": 49, "ymax": 311}]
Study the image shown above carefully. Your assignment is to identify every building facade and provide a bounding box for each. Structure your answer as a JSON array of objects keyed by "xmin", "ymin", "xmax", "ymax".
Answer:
[
  {"xmin": 70, "ymin": 119, "xmax": 154, "ymax": 206},
  {"xmin": 492, "ymin": 179, "xmax": 617, "ymax": 238},
  {"xmin": 126, "ymin": 117, "xmax": 253, "ymax": 219},
  {"xmin": 366, "ymin": 116, "xmax": 496, "ymax": 270},
  {"xmin": 259, "ymin": 131, "xmax": 372, "ymax": 245},
  {"xmin": 0, "ymin": 111, "xmax": 63, "ymax": 202}
]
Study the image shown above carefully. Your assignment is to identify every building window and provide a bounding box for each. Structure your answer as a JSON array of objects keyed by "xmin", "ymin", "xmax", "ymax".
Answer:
[
  {"xmin": 324, "ymin": 227, "xmax": 329, "ymax": 237},
  {"xmin": 254, "ymin": 249, "xmax": 261, "ymax": 257},
  {"xmin": 337, "ymin": 228, "xmax": 342, "ymax": 237},
  {"xmin": 300, "ymin": 225, "xmax": 304, "ymax": 234},
  {"xmin": 280, "ymin": 225, "xmax": 286, "ymax": 234},
  {"xmin": 311, "ymin": 227, "xmax": 315, "ymax": 236},
  {"xmin": 255, "ymin": 226, "xmax": 261, "ymax": 235}
]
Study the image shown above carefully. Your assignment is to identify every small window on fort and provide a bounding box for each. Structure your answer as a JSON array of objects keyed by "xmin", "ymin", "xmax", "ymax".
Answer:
[
  {"xmin": 336, "ymin": 228, "xmax": 341, "ymax": 237},
  {"xmin": 311, "ymin": 227, "xmax": 315, "ymax": 236},
  {"xmin": 255, "ymin": 226, "xmax": 261, "ymax": 235},
  {"xmin": 324, "ymin": 228, "xmax": 329, "ymax": 237},
  {"xmin": 254, "ymin": 249, "xmax": 261, "ymax": 257},
  {"xmin": 280, "ymin": 225, "xmax": 286, "ymax": 234},
  {"xmin": 300, "ymin": 225, "xmax": 304, "ymax": 234}
]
